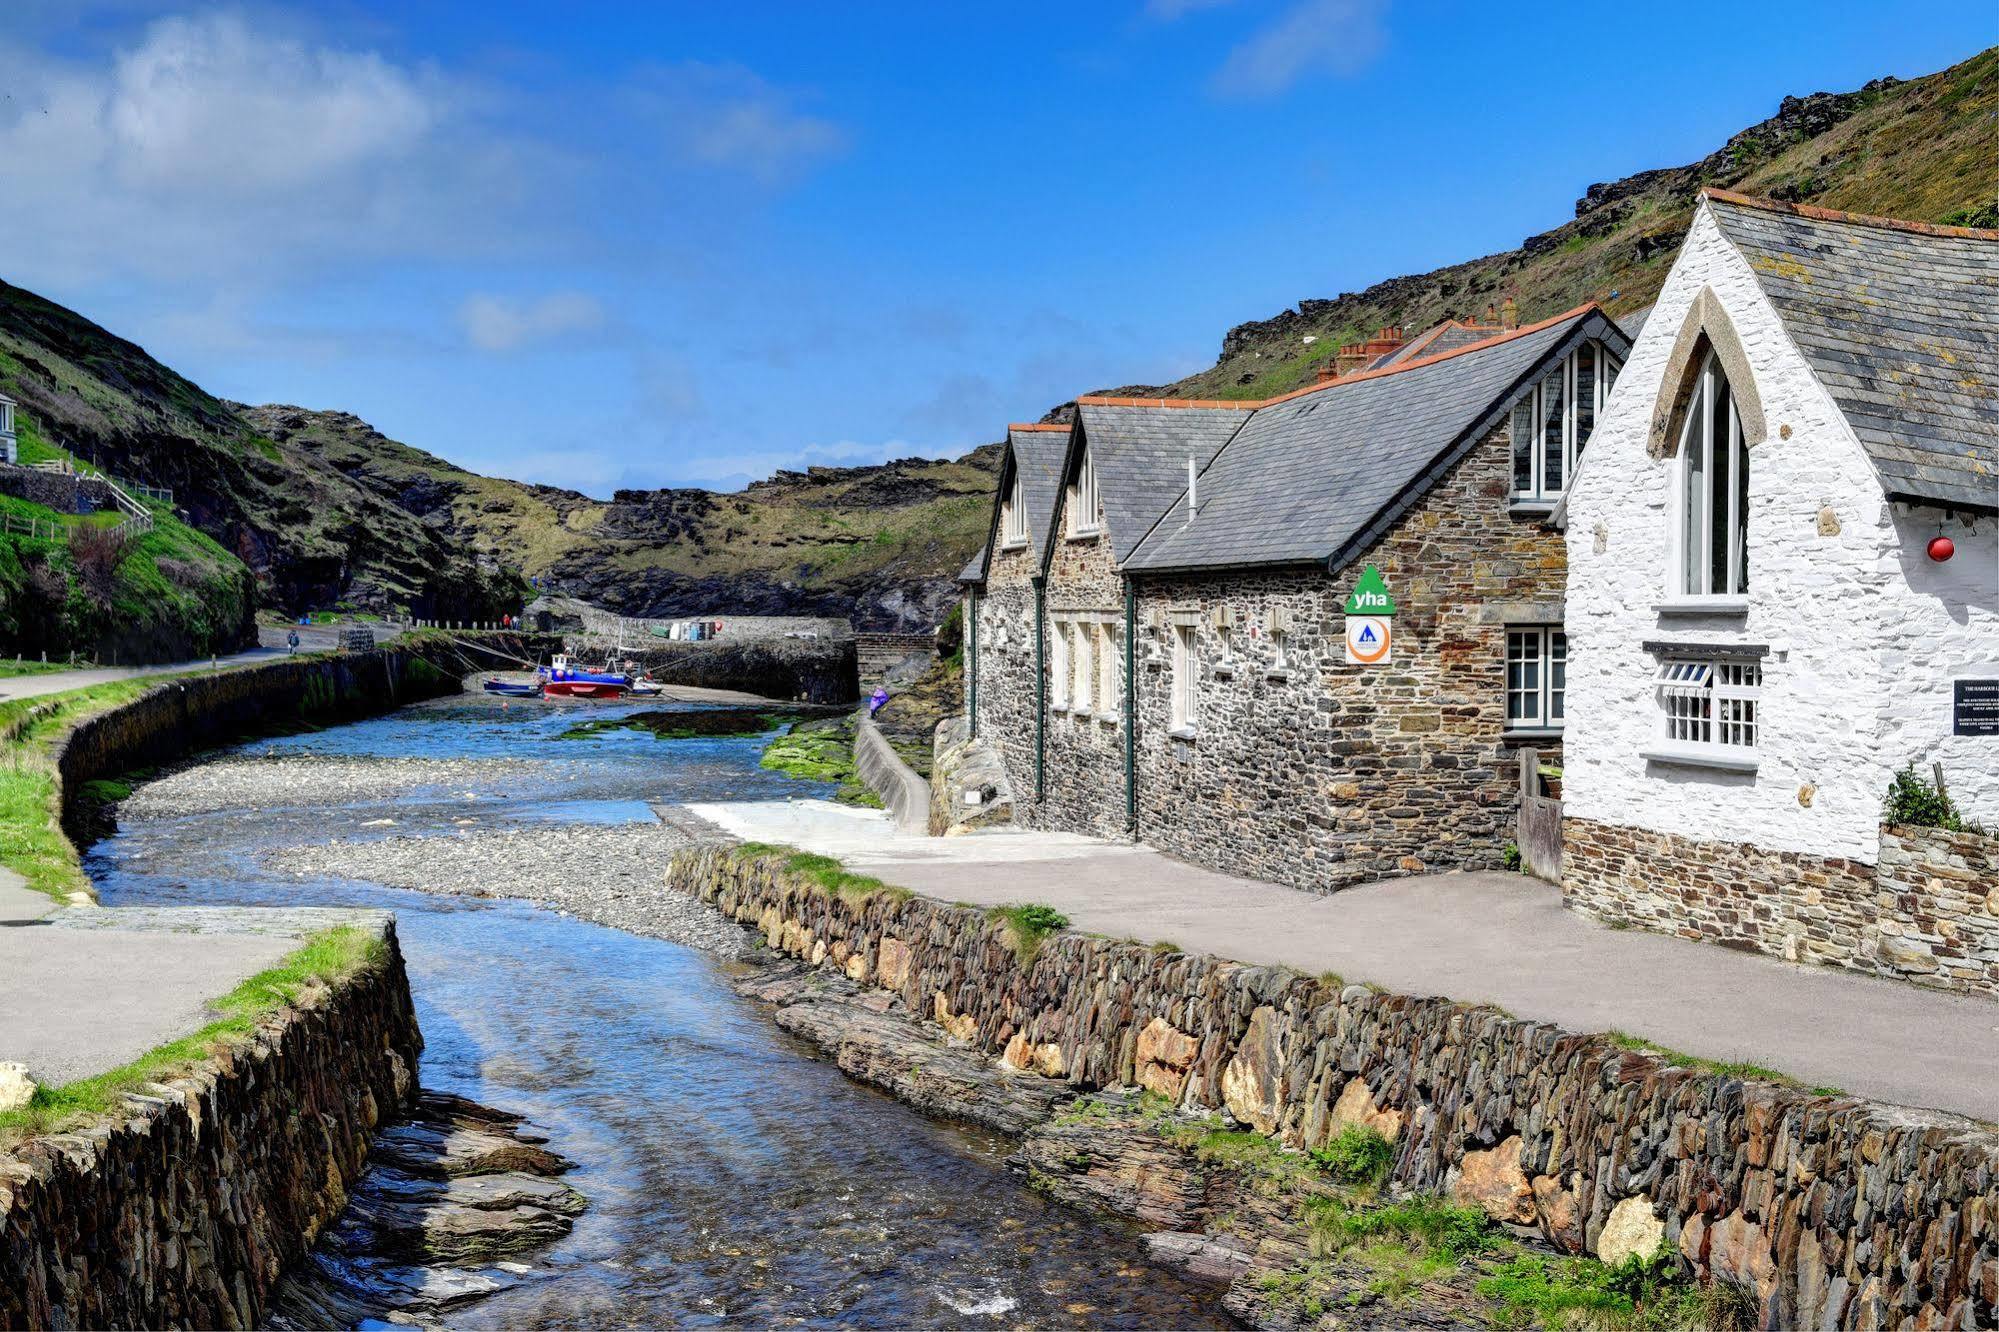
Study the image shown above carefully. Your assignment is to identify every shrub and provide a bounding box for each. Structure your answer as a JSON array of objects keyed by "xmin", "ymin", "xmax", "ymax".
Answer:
[
  {"xmin": 1310, "ymin": 1124, "xmax": 1396, "ymax": 1188},
  {"xmin": 1883, "ymin": 763, "xmax": 1974, "ymax": 832},
  {"xmin": 1501, "ymin": 841, "xmax": 1522, "ymax": 872}
]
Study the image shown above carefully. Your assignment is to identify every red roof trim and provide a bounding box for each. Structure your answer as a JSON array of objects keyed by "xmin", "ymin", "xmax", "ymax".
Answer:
[{"xmin": 1700, "ymin": 187, "xmax": 1999, "ymax": 241}]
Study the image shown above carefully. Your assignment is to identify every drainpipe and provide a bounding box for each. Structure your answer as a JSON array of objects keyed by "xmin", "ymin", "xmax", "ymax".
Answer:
[
  {"xmin": 966, "ymin": 591, "xmax": 978, "ymax": 739},
  {"xmin": 1033, "ymin": 575, "xmax": 1047, "ymax": 801},
  {"xmin": 1124, "ymin": 576, "xmax": 1137, "ymax": 836}
]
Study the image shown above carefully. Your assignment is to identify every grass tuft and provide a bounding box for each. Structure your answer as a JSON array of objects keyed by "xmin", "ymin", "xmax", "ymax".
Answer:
[{"xmin": 987, "ymin": 902, "xmax": 1069, "ymax": 968}]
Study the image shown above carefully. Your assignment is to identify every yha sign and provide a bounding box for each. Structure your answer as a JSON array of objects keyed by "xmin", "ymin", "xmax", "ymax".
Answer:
[{"xmin": 1343, "ymin": 566, "xmax": 1395, "ymax": 665}]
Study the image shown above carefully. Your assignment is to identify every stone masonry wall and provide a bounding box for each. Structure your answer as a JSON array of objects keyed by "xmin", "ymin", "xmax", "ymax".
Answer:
[
  {"xmin": 0, "ymin": 922, "xmax": 423, "ymax": 1329},
  {"xmin": 1036, "ymin": 521, "xmax": 1130, "ymax": 839},
  {"xmin": 1123, "ymin": 419, "xmax": 1564, "ymax": 892},
  {"xmin": 0, "ymin": 464, "xmax": 117, "ymax": 515},
  {"xmin": 1566, "ymin": 816, "xmax": 1999, "ymax": 1000},
  {"xmin": 972, "ymin": 540, "xmax": 1043, "ymax": 806},
  {"xmin": 669, "ymin": 845, "xmax": 1999, "ymax": 1330}
]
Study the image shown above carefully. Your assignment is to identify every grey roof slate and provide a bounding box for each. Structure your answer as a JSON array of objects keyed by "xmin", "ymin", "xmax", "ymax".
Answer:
[
  {"xmin": 1616, "ymin": 304, "xmax": 1653, "ymax": 343},
  {"xmin": 957, "ymin": 543, "xmax": 988, "ymax": 585},
  {"xmin": 1008, "ymin": 426, "xmax": 1071, "ymax": 556},
  {"xmin": 1707, "ymin": 194, "xmax": 1998, "ymax": 513},
  {"xmin": 1374, "ymin": 321, "xmax": 1503, "ymax": 368},
  {"xmin": 1074, "ymin": 404, "xmax": 1249, "ymax": 563},
  {"xmin": 1124, "ymin": 310, "xmax": 1621, "ymax": 573}
]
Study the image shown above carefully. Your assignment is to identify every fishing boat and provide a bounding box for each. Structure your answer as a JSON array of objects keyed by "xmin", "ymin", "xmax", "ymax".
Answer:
[
  {"xmin": 538, "ymin": 653, "xmax": 631, "ymax": 699},
  {"xmin": 628, "ymin": 677, "xmax": 665, "ymax": 697},
  {"xmin": 482, "ymin": 678, "xmax": 541, "ymax": 698}
]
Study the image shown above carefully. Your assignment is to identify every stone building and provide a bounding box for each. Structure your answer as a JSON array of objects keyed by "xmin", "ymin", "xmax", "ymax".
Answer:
[
  {"xmin": 1559, "ymin": 189, "xmax": 1999, "ymax": 991},
  {"xmin": 964, "ymin": 303, "xmax": 1632, "ymax": 893}
]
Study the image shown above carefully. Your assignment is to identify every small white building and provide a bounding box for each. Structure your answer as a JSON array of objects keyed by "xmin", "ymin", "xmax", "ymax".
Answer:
[
  {"xmin": 0, "ymin": 393, "xmax": 16, "ymax": 465},
  {"xmin": 1560, "ymin": 189, "xmax": 1999, "ymax": 992}
]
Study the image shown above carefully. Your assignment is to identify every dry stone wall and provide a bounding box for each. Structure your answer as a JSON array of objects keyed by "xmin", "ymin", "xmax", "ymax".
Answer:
[
  {"xmin": 1567, "ymin": 816, "xmax": 1999, "ymax": 999},
  {"xmin": 670, "ymin": 844, "xmax": 1999, "ymax": 1330},
  {"xmin": 0, "ymin": 923, "xmax": 423, "ymax": 1330}
]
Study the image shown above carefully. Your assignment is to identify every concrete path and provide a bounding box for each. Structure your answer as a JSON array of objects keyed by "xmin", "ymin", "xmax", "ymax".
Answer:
[
  {"xmin": 0, "ymin": 622, "xmax": 414, "ymax": 704},
  {"xmin": 690, "ymin": 799, "xmax": 1999, "ymax": 1122},
  {"xmin": 0, "ymin": 905, "xmax": 383, "ymax": 1087}
]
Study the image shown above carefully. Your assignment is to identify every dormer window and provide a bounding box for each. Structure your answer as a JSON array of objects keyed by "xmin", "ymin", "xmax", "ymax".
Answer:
[
  {"xmin": 1676, "ymin": 351, "xmax": 1748, "ymax": 597},
  {"xmin": 1511, "ymin": 341, "xmax": 1620, "ymax": 503},
  {"xmin": 1001, "ymin": 472, "xmax": 1028, "ymax": 548},
  {"xmin": 1067, "ymin": 450, "xmax": 1102, "ymax": 538}
]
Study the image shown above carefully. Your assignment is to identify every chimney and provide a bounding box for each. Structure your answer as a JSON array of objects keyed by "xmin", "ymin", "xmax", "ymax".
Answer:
[
  {"xmin": 1333, "ymin": 343, "xmax": 1371, "ymax": 378},
  {"xmin": 1358, "ymin": 325, "xmax": 1404, "ymax": 363},
  {"xmin": 1484, "ymin": 304, "xmax": 1499, "ymax": 327},
  {"xmin": 1499, "ymin": 297, "xmax": 1519, "ymax": 330}
]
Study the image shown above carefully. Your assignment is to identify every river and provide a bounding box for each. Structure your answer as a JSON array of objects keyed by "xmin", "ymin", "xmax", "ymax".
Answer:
[{"xmin": 87, "ymin": 693, "xmax": 1229, "ymax": 1329}]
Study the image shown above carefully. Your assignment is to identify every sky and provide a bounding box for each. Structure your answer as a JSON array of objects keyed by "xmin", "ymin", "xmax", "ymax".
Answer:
[{"xmin": 0, "ymin": 4, "xmax": 1990, "ymax": 494}]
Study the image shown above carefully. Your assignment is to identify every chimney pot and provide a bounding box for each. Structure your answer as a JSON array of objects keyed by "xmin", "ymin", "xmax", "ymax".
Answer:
[{"xmin": 1499, "ymin": 297, "xmax": 1519, "ymax": 330}]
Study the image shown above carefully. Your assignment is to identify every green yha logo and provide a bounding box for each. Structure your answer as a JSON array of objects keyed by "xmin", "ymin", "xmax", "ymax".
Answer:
[{"xmin": 1343, "ymin": 565, "xmax": 1396, "ymax": 616}]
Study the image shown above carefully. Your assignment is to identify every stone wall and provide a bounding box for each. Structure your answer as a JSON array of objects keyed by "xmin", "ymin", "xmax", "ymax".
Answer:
[
  {"xmin": 928, "ymin": 716, "xmax": 1014, "ymax": 835},
  {"xmin": 856, "ymin": 631, "xmax": 935, "ymax": 690},
  {"xmin": 0, "ymin": 464, "xmax": 116, "ymax": 515},
  {"xmin": 52, "ymin": 640, "xmax": 480, "ymax": 843},
  {"xmin": 970, "ymin": 542, "xmax": 1043, "ymax": 803},
  {"xmin": 601, "ymin": 637, "xmax": 858, "ymax": 703},
  {"xmin": 853, "ymin": 716, "xmax": 929, "ymax": 833},
  {"xmin": 668, "ymin": 845, "xmax": 1999, "ymax": 1329},
  {"xmin": 1566, "ymin": 816, "xmax": 1999, "ymax": 999},
  {"xmin": 1036, "ymin": 521, "xmax": 1130, "ymax": 839},
  {"xmin": 0, "ymin": 920, "xmax": 423, "ymax": 1329},
  {"xmin": 1121, "ymin": 419, "xmax": 1563, "ymax": 892}
]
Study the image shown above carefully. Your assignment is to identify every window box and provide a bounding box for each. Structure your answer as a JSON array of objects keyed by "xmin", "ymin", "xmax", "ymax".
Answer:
[
  {"xmin": 1654, "ymin": 595, "xmax": 1748, "ymax": 616},
  {"xmin": 1641, "ymin": 743, "xmax": 1760, "ymax": 774}
]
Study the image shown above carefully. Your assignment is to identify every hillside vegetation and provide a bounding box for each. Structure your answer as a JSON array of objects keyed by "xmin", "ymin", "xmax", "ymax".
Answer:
[
  {"xmin": 241, "ymin": 405, "xmax": 999, "ymax": 631},
  {"xmin": 1149, "ymin": 47, "xmax": 1998, "ymax": 402}
]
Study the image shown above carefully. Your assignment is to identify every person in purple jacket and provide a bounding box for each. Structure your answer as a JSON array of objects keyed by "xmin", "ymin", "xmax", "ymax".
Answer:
[{"xmin": 868, "ymin": 685, "xmax": 889, "ymax": 719}]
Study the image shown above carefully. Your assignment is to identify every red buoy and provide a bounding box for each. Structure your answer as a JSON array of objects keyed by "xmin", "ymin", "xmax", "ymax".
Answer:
[{"xmin": 1928, "ymin": 535, "xmax": 1956, "ymax": 562}]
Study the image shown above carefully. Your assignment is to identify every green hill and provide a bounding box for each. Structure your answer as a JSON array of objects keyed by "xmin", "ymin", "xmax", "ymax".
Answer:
[{"xmin": 1148, "ymin": 47, "xmax": 1998, "ymax": 402}]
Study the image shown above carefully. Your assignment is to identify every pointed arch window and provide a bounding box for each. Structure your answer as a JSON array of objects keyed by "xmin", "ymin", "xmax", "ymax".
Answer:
[{"xmin": 1677, "ymin": 351, "xmax": 1749, "ymax": 597}]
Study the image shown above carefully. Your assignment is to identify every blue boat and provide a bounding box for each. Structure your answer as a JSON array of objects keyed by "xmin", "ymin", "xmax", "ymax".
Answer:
[
  {"xmin": 483, "ymin": 678, "xmax": 542, "ymax": 697},
  {"xmin": 536, "ymin": 654, "xmax": 631, "ymax": 699}
]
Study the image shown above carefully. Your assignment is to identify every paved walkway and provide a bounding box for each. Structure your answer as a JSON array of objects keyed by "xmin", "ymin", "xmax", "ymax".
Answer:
[
  {"xmin": 0, "ymin": 881, "xmax": 386, "ymax": 1086},
  {"xmin": 0, "ymin": 622, "xmax": 420, "ymax": 703},
  {"xmin": 690, "ymin": 799, "xmax": 1999, "ymax": 1122}
]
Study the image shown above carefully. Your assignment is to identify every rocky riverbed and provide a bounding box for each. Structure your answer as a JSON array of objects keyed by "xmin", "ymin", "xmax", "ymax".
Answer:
[
  {"xmin": 122, "ymin": 753, "xmax": 542, "ymax": 818},
  {"xmin": 268, "ymin": 821, "xmax": 753, "ymax": 958}
]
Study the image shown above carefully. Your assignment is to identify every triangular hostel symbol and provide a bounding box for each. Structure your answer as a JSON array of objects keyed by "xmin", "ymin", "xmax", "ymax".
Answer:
[{"xmin": 1343, "ymin": 565, "xmax": 1396, "ymax": 616}]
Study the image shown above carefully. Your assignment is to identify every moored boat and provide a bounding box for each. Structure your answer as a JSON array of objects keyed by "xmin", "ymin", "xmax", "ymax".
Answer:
[
  {"xmin": 483, "ymin": 678, "xmax": 542, "ymax": 697},
  {"xmin": 538, "ymin": 653, "xmax": 631, "ymax": 699}
]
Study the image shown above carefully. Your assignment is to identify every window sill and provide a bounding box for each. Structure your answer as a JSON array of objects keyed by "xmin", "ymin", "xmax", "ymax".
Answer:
[
  {"xmin": 1641, "ymin": 744, "xmax": 1759, "ymax": 774},
  {"xmin": 1265, "ymin": 668, "xmax": 1292, "ymax": 682},
  {"xmin": 1065, "ymin": 528, "xmax": 1103, "ymax": 542},
  {"xmin": 1212, "ymin": 663, "xmax": 1237, "ymax": 679},
  {"xmin": 1655, "ymin": 596, "xmax": 1748, "ymax": 616},
  {"xmin": 1502, "ymin": 726, "xmax": 1564, "ymax": 741},
  {"xmin": 1169, "ymin": 726, "xmax": 1198, "ymax": 742},
  {"xmin": 1097, "ymin": 712, "xmax": 1119, "ymax": 728},
  {"xmin": 1000, "ymin": 539, "xmax": 1029, "ymax": 552},
  {"xmin": 1508, "ymin": 498, "xmax": 1559, "ymax": 519},
  {"xmin": 1070, "ymin": 707, "xmax": 1093, "ymax": 720}
]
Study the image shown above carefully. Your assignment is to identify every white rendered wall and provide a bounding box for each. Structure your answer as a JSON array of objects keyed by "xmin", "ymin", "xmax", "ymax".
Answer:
[
  {"xmin": 1562, "ymin": 204, "xmax": 1944, "ymax": 864},
  {"xmin": 1880, "ymin": 505, "xmax": 1999, "ymax": 824}
]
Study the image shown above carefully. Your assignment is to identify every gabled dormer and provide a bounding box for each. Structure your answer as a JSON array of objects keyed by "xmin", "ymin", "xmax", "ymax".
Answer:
[
  {"xmin": 1508, "ymin": 338, "xmax": 1625, "ymax": 513},
  {"xmin": 1063, "ymin": 445, "xmax": 1104, "ymax": 540}
]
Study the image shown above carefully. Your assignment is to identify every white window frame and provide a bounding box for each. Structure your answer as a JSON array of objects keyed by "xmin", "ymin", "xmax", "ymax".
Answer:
[
  {"xmin": 1072, "ymin": 619, "xmax": 1093, "ymax": 714},
  {"xmin": 1511, "ymin": 340, "xmax": 1621, "ymax": 503},
  {"xmin": 1674, "ymin": 351, "xmax": 1748, "ymax": 598},
  {"xmin": 1268, "ymin": 626, "xmax": 1289, "ymax": 673},
  {"xmin": 1050, "ymin": 617, "xmax": 1069, "ymax": 710},
  {"xmin": 1504, "ymin": 626, "xmax": 1565, "ymax": 731},
  {"xmin": 1001, "ymin": 472, "xmax": 1028, "ymax": 549},
  {"xmin": 1067, "ymin": 450, "xmax": 1103, "ymax": 538},
  {"xmin": 1097, "ymin": 621, "xmax": 1120, "ymax": 726},
  {"xmin": 1646, "ymin": 654, "xmax": 1762, "ymax": 770},
  {"xmin": 1170, "ymin": 622, "xmax": 1199, "ymax": 736}
]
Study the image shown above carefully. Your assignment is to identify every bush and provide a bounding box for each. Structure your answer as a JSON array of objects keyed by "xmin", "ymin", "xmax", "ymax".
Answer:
[
  {"xmin": 1883, "ymin": 763, "xmax": 1974, "ymax": 832},
  {"xmin": 1310, "ymin": 1124, "xmax": 1396, "ymax": 1188},
  {"xmin": 1501, "ymin": 841, "xmax": 1522, "ymax": 872}
]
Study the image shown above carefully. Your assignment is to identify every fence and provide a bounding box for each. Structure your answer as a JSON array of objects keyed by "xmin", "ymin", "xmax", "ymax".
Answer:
[
  {"xmin": 1516, "ymin": 746, "xmax": 1562, "ymax": 883},
  {"xmin": 20, "ymin": 459, "xmax": 164, "ymax": 535}
]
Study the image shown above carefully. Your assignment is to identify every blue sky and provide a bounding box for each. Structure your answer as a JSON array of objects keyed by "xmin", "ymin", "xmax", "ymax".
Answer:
[{"xmin": 1, "ymin": 4, "xmax": 1990, "ymax": 493}]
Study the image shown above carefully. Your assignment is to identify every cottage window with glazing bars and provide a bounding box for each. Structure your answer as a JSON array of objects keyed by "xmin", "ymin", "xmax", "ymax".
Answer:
[
  {"xmin": 1655, "ymin": 657, "xmax": 1760, "ymax": 748},
  {"xmin": 1068, "ymin": 451, "xmax": 1103, "ymax": 537},
  {"xmin": 1505, "ymin": 627, "xmax": 1565, "ymax": 729},
  {"xmin": 1677, "ymin": 351, "xmax": 1749, "ymax": 596},
  {"xmin": 1002, "ymin": 473, "xmax": 1028, "ymax": 548},
  {"xmin": 1511, "ymin": 340, "xmax": 1621, "ymax": 501},
  {"xmin": 1097, "ymin": 622, "xmax": 1119, "ymax": 724}
]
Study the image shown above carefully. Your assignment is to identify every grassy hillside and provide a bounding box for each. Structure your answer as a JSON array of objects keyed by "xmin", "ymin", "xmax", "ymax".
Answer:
[
  {"xmin": 1154, "ymin": 47, "xmax": 1999, "ymax": 402},
  {"xmin": 0, "ymin": 283, "xmax": 524, "ymax": 622},
  {"xmin": 242, "ymin": 405, "xmax": 1000, "ymax": 631}
]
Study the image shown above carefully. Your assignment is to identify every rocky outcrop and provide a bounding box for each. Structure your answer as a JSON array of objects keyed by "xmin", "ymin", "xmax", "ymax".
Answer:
[
  {"xmin": 0, "ymin": 921, "xmax": 424, "ymax": 1330},
  {"xmin": 669, "ymin": 845, "xmax": 1999, "ymax": 1330},
  {"xmin": 928, "ymin": 716, "xmax": 1014, "ymax": 835},
  {"xmin": 593, "ymin": 637, "xmax": 859, "ymax": 704}
]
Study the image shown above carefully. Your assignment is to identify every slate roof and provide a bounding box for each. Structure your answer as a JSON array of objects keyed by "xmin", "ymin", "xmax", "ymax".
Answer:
[
  {"xmin": 1120, "ymin": 306, "xmax": 1626, "ymax": 573},
  {"xmin": 956, "ymin": 543, "xmax": 988, "ymax": 585},
  {"xmin": 1374, "ymin": 320, "xmax": 1505, "ymax": 368},
  {"xmin": 1704, "ymin": 189, "xmax": 1999, "ymax": 514},
  {"xmin": 1009, "ymin": 423, "xmax": 1073, "ymax": 553},
  {"xmin": 1071, "ymin": 403, "xmax": 1249, "ymax": 563},
  {"xmin": 1615, "ymin": 305, "xmax": 1653, "ymax": 343}
]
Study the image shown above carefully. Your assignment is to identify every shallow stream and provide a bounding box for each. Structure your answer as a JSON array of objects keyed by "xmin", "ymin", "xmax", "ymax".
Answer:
[{"xmin": 88, "ymin": 695, "xmax": 1227, "ymax": 1328}]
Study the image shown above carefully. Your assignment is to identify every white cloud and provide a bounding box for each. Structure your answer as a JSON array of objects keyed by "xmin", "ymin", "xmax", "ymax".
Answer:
[
  {"xmin": 458, "ymin": 291, "xmax": 605, "ymax": 352},
  {"xmin": 1210, "ymin": 0, "xmax": 1385, "ymax": 97},
  {"xmin": 625, "ymin": 62, "xmax": 848, "ymax": 186}
]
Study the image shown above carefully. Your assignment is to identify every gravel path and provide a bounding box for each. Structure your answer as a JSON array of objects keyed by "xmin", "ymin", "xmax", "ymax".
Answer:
[
  {"xmin": 269, "ymin": 822, "xmax": 753, "ymax": 958},
  {"xmin": 125, "ymin": 754, "xmax": 543, "ymax": 818}
]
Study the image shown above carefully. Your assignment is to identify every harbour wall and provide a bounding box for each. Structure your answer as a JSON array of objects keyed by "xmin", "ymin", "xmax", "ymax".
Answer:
[
  {"xmin": 667, "ymin": 844, "xmax": 1999, "ymax": 1330},
  {"xmin": 0, "ymin": 917, "xmax": 423, "ymax": 1329}
]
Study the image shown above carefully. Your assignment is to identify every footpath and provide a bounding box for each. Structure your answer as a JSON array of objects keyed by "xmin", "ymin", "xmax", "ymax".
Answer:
[
  {"xmin": 0, "ymin": 623, "xmax": 414, "ymax": 704},
  {"xmin": 690, "ymin": 798, "xmax": 1999, "ymax": 1123}
]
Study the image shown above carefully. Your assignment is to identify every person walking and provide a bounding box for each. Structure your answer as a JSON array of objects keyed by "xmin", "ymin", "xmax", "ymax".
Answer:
[{"xmin": 286, "ymin": 628, "xmax": 300, "ymax": 656}]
